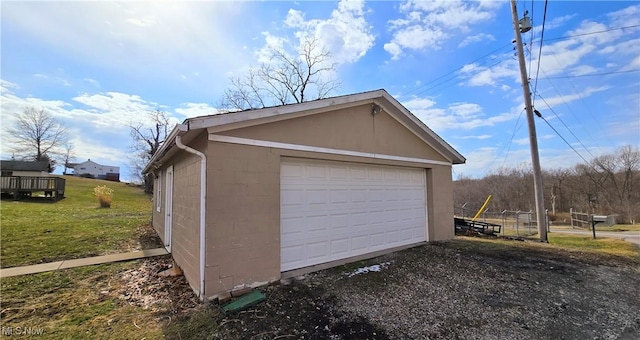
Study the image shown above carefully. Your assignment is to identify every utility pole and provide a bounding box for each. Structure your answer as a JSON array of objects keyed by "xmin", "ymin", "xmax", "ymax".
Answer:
[{"xmin": 510, "ymin": 0, "xmax": 548, "ymax": 242}]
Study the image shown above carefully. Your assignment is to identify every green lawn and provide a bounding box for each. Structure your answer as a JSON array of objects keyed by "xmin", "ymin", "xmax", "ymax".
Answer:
[
  {"xmin": 548, "ymin": 233, "xmax": 640, "ymax": 259},
  {"xmin": 596, "ymin": 223, "xmax": 640, "ymax": 232},
  {"xmin": 1, "ymin": 176, "xmax": 156, "ymax": 268}
]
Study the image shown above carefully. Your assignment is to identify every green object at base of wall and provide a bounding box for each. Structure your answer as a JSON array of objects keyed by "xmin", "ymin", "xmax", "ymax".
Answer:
[{"xmin": 221, "ymin": 290, "xmax": 266, "ymax": 314}]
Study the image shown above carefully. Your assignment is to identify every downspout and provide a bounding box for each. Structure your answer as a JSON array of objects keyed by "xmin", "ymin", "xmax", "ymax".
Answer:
[{"xmin": 175, "ymin": 125, "xmax": 207, "ymax": 299}]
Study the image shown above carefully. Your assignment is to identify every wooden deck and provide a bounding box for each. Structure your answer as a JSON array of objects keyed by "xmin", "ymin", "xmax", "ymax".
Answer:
[{"xmin": 0, "ymin": 176, "xmax": 65, "ymax": 201}]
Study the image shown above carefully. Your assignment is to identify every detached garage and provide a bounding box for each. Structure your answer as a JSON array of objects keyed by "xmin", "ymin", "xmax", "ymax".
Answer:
[{"xmin": 144, "ymin": 89, "xmax": 465, "ymax": 300}]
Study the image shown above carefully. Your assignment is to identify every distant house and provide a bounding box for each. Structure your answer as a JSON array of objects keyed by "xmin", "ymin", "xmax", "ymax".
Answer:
[
  {"xmin": 68, "ymin": 159, "xmax": 120, "ymax": 181},
  {"xmin": 0, "ymin": 160, "xmax": 50, "ymax": 177}
]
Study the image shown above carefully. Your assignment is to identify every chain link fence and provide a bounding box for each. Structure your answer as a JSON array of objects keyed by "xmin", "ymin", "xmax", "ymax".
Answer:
[{"xmin": 455, "ymin": 207, "xmax": 549, "ymax": 237}]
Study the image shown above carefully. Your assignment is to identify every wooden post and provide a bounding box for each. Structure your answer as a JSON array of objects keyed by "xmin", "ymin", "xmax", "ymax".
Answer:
[{"xmin": 13, "ymin": 176, "xmax": 21, "ymax": 200}]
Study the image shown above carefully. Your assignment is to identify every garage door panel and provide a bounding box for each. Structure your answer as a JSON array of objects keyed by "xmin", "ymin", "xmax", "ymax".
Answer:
[
  {"xmin": 307, "ymin": 189, "xmax": 328, "ymax": 205},
  {"xmin": 281, "ymin": 158, "xmax": 427, "ymax": 271},
  {"xmin": 281, "ymin": 189, "xmax": 305, "ymax": 207},
  {"xmin": 330, "ymin": 190, "xmax": 349, "ymax": 204},
  {"xmin": 281, "ymin": 216, "xmax": 305, "ymax": 236}
]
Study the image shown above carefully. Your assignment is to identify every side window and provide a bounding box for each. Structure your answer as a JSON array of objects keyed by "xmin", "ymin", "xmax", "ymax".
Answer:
[{"xmin": 156, "ymin": 172, "xmax": 162, "ymax": 212}]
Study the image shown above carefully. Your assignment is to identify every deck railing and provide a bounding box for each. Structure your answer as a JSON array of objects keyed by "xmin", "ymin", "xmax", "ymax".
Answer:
[{"xmin": 0, "ymin": 176, "xmax": 66, "ymax": 200}]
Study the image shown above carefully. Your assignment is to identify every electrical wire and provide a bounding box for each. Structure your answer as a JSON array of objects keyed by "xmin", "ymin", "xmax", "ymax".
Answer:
[
  {"xmin": 527, "ymin": 0, "xmax": 535, "ymax": 77},
  {"xmin": 538, "ymin": 112, "xmax": 606, "ymax": 187},
  {"xmin": 500, "ymin": 108, "xmax": 527, "ymax": 169},
  {"xmin": 404, "ymin": 43, "xmax": 513, "ymax": 96},
  {"xmin": 542, "ymin": 69, "xmax": 639, "ymax": 79},
  {"xmin": 538, "ymin": 114, "xmax": 592, "ymax": 165},
  {"xmin": 539, "ymin": 48, "xmax": 606, "ymax": 153},
  {"xmin": 541, "ymin": 24, "xmax": 640, "ymax": 43},
  {"xmin": 414, "ymin": 53, "xmax": 513, "ymax": 96},
  {"xmin": 536, "ymin": 93, "xmax": 596, "ymax": 159},
  {"xmin": 531, "ymin": 0, "xmax": 548, "ymax": 106}
]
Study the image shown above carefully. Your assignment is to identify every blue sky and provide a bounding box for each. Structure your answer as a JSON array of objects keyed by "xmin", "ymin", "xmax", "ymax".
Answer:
[{"xmin": 1, "ymin": 0, "xmax": 639, "ymax": 181}]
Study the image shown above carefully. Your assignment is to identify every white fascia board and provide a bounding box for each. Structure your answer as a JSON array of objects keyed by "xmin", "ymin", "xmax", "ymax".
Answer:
[
  {"xmin": 208, "ymin": 134, "xmax": 452, "ymax": 167},
  {"xmin": 189, "ymin": 90, "xmax": 386, "ymax": 130}
]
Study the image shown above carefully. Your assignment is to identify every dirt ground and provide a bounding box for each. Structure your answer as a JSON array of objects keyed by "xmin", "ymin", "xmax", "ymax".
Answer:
[{"xmin": 160, "ymin": 237, "xmax": 640, "ymax": 340}]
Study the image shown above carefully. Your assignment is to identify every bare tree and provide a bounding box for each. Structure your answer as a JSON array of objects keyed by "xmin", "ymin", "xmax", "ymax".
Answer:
[
  {"xmin": 7, "ymin": 107, "xmax": 69, "ymax": 171},
  {"xmin": 62, "ymin": 142, "xmax": 76, "ymax": 175},
  {"xmin": 129, "ymin": 110, "xmax": 171, "ymax": 193},
  {"xmin": 221, "ymin": 38, "xmax": 341, "ymax": 110},
  {"xmin": 453, "ymin": 145, "xmax": 640, "ymax": 223}
]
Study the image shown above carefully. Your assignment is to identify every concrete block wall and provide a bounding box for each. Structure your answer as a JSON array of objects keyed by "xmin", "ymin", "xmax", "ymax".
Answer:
[
  {"xmin": 205, "ymin": 142, "xmax": 281, "ymax": 296},
  {"xmin": 171, "ymin": 152, "xmax": 202, "ymax": 295}
]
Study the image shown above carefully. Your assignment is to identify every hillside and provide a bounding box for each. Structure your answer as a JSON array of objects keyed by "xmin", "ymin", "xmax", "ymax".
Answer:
[{"xmin": 0, "ymin": 176, "xmax": 158, "ymax": 268}]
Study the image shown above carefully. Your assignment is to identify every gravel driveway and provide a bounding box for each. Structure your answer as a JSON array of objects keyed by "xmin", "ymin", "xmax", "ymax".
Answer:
[{"xmin": 201, "ymin": 237, "xmax": 640, "ymax": 339}]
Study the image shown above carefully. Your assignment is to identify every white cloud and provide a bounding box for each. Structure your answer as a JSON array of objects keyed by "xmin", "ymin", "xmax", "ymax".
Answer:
[
  {"xmin": 174, "ymin": 103, "xmax": 220, "ymax": 119},
  {"xmin": 256, "ymin": 32, "xmax": 289, "ymax": 64},
  {"xmin": 464, "ymin": 60, "xmax": 520, "ymax": 87},
  {"xmin": 384, "ymin": 42, "xmax": 403, "ymax": 60},
  {"xmin": 458, "ymin": 4, "xmax": 639, "ymax": 94},
  {"xmin": 281, "ymin": 0, "xmax": 374, "ymax": 64},
  {"xmin": 458, "ymin": 33, "xmax": 495, "ymax": 48},
  {"xmin": 0, "ymin": 79, "xmax": 218, "ymax": 180},
  {"xmin": 569, "ymin": 65, "xmax": 598, "ymax": 76},
  {"xmin": 83, "ymin": 78, "xmax": 100, "ymax": 87},
  {"xmin": 514, "ymin": 137, "xmax": 529, "ymax": 146},
  {"xmin": 73, "ymin": 92, "xmax": 154, "ymax": 113},
  {"xmin": 2, "ymin": 2, "xmax": 252, "ymax": 82},
  {"xmin": 284, "ymin": 9, "xmax": 306, "ymax": 28},
  {"xmin": 621, "ymin": 55, "xmax": 640, "ymax": 71},
  {"xmin": 449, "ymin": 103, "xmax": 482, "ymax": 118},
  {"xmin": 391, "ymin": 25, "xmax": 446, "ymax": 50},
  {"xmin": 460, "ymin": 134, "xmax": 493, "ymax": 140},
  {"xmin": 385, "ymin": 0, "xmax": 503, "ymax": 59},
  {"xmin": 402, "ymin": 95, "xmax": 514, "ymax": 132},
  {"xmin": 539, "ymin": 86, "xmax": 609, "ymax": 108},
  {"xmin": 598, "ymin": 38, "xmax": 640, "ymax": 55},
  {"xmin": 544, "ymin": 14, "xmax": 577, "ymax": 30},
  {"xmin": 607, "ymin": 4, "xmax": 640, "ymax": 27}
]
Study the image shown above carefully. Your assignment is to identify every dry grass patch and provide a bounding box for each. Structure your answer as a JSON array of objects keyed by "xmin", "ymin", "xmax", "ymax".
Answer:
[{"xmin": 0, "ymin": 256, "xmax": 200, "ymax": 339}]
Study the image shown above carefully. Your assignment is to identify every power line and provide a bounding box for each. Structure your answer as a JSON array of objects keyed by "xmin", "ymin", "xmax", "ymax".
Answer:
[
  {"xmin": 538, "ymin": 49, "xmax": 606, "ymax": 154},
  {"xmin": 404, "ymin": 43, "xmax": 513, "ymax": 96},
  {"xmin": 500, "ymin": 108, "xmax": 526, "ymax": 169},
  {"xmin": 542, "ymin": 69, "xmax": 639, "ymax": 79},
  {"xmin": 414, "ymin": 53, "xmax": 513, "ymax": 96},
  {"xmin": 538, "ymin": 114, "xmax": 591, "ymax": 165},
  {"xmin": 538, "ymin": 113, "xmax": 606, "ymax": 188},
  {"xmin": 531, "ymin": 0, "xmax": 548, "ymax": 106},
  {"xmin": 536, "ymin": 93, "xmax": 596, "ymax": 159},
  {"xmin": 541, "ymin": 24, "xmax": 640, "ymax": 43}
]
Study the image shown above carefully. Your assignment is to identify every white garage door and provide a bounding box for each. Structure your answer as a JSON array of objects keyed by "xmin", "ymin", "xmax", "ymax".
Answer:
[{"xmin": 280, "ymin": 158, "xmax": 427, "ymax": 271}]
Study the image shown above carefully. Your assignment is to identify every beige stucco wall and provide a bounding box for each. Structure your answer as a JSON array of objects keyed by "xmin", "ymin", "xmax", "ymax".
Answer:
[
  {"xmin": 221, "ymin": 105, "xmax": 450, "ymax": 163},
  {"xmin": 202, "ymin": 103, "xmax": 457, "ymax": 298}
]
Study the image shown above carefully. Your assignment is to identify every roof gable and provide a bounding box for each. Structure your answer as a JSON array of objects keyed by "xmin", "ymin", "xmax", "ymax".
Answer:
[{"xmin": 144, "ymin": 89, "xmax": 465, "ymax": 173}]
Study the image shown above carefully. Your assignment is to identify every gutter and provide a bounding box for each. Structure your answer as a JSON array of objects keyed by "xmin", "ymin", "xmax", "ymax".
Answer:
[{"xmin": 174, "ymin": 124, "xmax": 207, "ymax": 299}]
